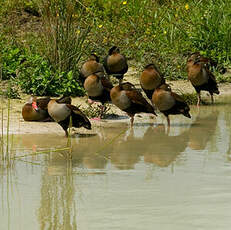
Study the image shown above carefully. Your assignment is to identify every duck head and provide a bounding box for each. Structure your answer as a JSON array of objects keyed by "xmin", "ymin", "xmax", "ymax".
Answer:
[
  {"xmin": 81, "ymin": 116, "xmax": 92, "ymax": 130},
  {"xmin": 159, "ymin": 83, "xmax": 171, "ymax": 91},
  {"xmin": 28, "ymin": 96, "xmax": 39, "ymax": 111},
  {"xmin": 144, "ymin": 63, "xmax": 157, "ymax": 70},
  {"xmin": 108, "ymin": 46, "xmax": 120, "ymax": 55},
  {"xmin": 89, "ymin": 53, "xmax": 100, "ymax": 62}
]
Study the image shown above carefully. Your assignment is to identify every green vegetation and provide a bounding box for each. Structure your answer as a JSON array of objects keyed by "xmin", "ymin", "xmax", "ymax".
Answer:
[
  {"xmin": 180, "ymin": 92, "xmax": 198, "ymax": 105},
  {"xmin": 82, "ymin": 103, "xmax": 112, "ymax": 119},
  {"xmin": 0, "ymin": 0, "xmax": 231, "ymax": 97}
]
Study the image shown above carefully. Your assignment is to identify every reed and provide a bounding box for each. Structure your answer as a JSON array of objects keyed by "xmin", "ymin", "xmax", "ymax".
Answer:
[
  {"xmin": 66, "ymin": 115, "xmax": 73, "ymax": 158},
  {"xmin": 6, "ymin": 98, "xmax": 10, "ymax": 161},
  {"xmin": 11, "ymin": 147, "xmax": 72, "ymax": 159},
  {"xmin": 0, "ymin": 96, "xmax": 13, "ymax": 167},
  {"xmin": 0, "ymin": 65, "xmax": 4, "ymax": 160},
  {"xmin": 37, "ymin": 0, "xmax": 92, "ymax": 74}
]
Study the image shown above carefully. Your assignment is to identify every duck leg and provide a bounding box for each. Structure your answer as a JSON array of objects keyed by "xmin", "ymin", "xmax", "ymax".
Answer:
[
  {"xmin": 210, "ymin": 93, "xmax": 214, "ymax": 104},
  {"xmin": 87, "ymin": 98, "xmax": 95, "ymax": 105},
  {"xmin": 90, "ymin": 104, "xmax": 105, "ymax": 121},
  {"xmin": 167, "ymin": 115, "xmax": 170, "ymax": 128},
  {"xmin": 100, "ymin": 105, "xmax": 106, "ymax": 118},
  {"xmin": 65, "ymin": 130, "xmax": 68, "ymax": 137},
  {"xmin": 166, "ymin": 116, "xmax": 170, "ymax": 134},
  {"xmin": 130, "ymin": 115, "xmax": 134, "ymax": 127},
  {"xmin": 197, "ymin": 92, "xmax": 201, "ymax": 107}
]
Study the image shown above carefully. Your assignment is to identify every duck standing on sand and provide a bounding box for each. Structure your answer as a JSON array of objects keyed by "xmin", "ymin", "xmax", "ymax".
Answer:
[
  {"xmin": 48, "ymin": 98, "xmax": 91, "ymax": 137},
  {"xmin": 140, "ymin": 63, "xmax": 166, "ymax": 100},
  {"xmin": 84, "ymin": 71, "xmax": 113, "ymax": 119},
  {"xmin": 110, "ymin": 82, "xmax": 157, "ymax": 126},
  {"xmin": 103, "ymin": 46, "xmax": 128, "ymax": 84},
  {"xmin": 186, "ymin": 53, "xmax": 220, "ymax": 106},
  {"xmin": 152, "ymin": 84, "xmax": 191, "ymax": 127}
]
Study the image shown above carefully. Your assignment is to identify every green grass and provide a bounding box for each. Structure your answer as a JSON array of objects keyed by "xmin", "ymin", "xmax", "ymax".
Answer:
[
  {"xmin": 180, "ymin": 92, "xmax": 198, "ymax": 105},
  {"xmin": 82, "ymin": 103, "xmax": 111, "ymax": 119},
  {"xmin": 0, "ymin": 0, "xmax": 230, "ymax": 96}
]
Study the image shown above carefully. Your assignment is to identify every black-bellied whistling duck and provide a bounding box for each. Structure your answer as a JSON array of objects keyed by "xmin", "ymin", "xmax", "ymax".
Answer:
[
  {"xmin": 187, "ymin": 52, "xmax": 226, "ymax": 74},
  {"xmin": 48, "ymin": 99, "xmax": 91, "ymax": 137},
  {"xmin": 140, "ymin": 63, "xmax": 165, "ymax": 100},
  {"xmin": 188, "ymin": 52, "xmax": 217, "ymax": 69},
  {"xmin": 22, "ymin": 96, "xmax": 72, "ymax": 122},
  {"xmin": 186, "ymin": 53, "xmax": 220, "ymax": 106},
  {"xmin": 110, "ymin": 82, "xmax": 157, "ymax": 126},
  {"xmin": 152, "ymin": 84, "xmax": 191, "ymax": 128},
  {"xmin": 84, "ymin": 71, "xmax": 113, "ymax": 118},
  {"xmin": 22, "ymin": 96, "xmax": 51, "ymax": 121},
  {"xmin": 80, "ymin": 54, "xmax": 105, "ymax": 84},
  {"xmin": 103, "ymin": 46, "xmax": 128, "ymax": 84}
]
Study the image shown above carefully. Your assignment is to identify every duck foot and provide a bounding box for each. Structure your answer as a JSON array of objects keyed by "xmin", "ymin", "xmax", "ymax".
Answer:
[{"xmin": 87, "ymin": 99, "xmax": 95, "ymax": 105}]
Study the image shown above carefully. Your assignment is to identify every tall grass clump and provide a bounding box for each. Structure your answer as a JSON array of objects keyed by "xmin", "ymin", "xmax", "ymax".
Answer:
[
  {"xmin": 1, "ymin": 0, "xmax": 93, "ymax": 96},
  {"xmin": 20, "ymin": 0, "xmax": 92, "ymax": 96},
  {"xmin": 37, "ymin": 0, "xmax": 91, "ymax": 73},
  {"xmin": 188, "ymin": 0, "xmax": 231, "ymax": 64}
]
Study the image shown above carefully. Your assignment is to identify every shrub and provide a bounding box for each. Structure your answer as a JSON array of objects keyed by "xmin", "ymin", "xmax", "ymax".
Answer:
[
  {"xmin": 17, "ymin": 51, "xmax": 84, "ymax": 96},
  {"xmin": 0, "ymin": 44, "xmax": 26, "ymax": 80},
  {"xmin": 0, "ymin": 42, "xmax": 84, "ymax": 96}
]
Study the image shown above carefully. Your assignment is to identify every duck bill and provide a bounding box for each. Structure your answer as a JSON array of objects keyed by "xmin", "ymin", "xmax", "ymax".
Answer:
[{"xmin": 32, "ymin": 101, "xmax": 39, "ymax": 111}]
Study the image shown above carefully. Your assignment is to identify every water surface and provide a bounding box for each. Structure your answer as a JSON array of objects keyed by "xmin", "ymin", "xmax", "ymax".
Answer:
[{"xmin": 1, "ymin": 97, "xmax": 231, "ymax": 230}]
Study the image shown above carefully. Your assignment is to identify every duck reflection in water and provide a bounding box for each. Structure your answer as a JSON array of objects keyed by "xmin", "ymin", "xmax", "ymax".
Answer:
[
  {"xmin": 187, "ymin": 108, "xmax": 219, "ymax": 150},
  {"xmin": 110, "ymin": 126, "xmax": 149, "ymax": 170},
  {"xmin": 48, "ymin": 132, "xmax": 110, "ymax": 172},
  {"xmin": 143, "ymin": 124, "xmax": 189, "ymax": 167}
]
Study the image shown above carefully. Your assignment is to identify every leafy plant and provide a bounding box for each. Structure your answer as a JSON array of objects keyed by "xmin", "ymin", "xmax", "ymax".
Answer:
[
  {"xmin": 0, "ymin": 45, "xmax": 26, "ymax": 80},
  {"xmin": 17, "ymin": 52, "xmax": 84, "ymax": 96},
  {"xmin": 82, "ymin": 103, "xmax": 111, "ymax": 119}
]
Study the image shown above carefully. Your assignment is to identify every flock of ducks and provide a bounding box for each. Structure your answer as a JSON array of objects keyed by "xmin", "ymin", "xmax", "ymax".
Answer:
[{"xmin": 22, "ymin": 47, "xmax": 220, "ymax": 137}]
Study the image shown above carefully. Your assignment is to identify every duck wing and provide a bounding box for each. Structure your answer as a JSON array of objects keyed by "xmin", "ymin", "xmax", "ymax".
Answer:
[
  {"xmin": 125, "ymin": 89, "xmax": 155, "ymax": 114},
  {"xmin": 36, "ymin": 97, "xmax": 50, "ymax": 109},
  {"xmin": 170, "ymin": 92, "xmax": 184, "ymax": 102},
  {"xmin": 66, "ymin": 104, "xmax": 91, "ymax": 129},
  {"xmin": 66, "ymin": 104, "xmax": 85, "ymax": 116},
  {"xmin": 204, "ymin": 66, "xmax": 217, "ymax": 83},
  {"xmin": 101, "ymin": 77, "xmax": 113, "ymax": 91},
  {"xmin": 56, "ymin": 96, "xmax": 72, "ymax": 104}
]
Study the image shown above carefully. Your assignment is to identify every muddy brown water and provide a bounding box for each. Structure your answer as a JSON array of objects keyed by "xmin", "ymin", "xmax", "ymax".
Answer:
[{"xmin": 1, "ymin": 97, "xmax": 231, "ymax": 230}]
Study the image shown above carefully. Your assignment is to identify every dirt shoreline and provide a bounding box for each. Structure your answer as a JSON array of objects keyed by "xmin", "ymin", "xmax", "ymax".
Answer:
[{"xmin": 1, "ymin": 70, "xmax": 231, "ymax": 135}]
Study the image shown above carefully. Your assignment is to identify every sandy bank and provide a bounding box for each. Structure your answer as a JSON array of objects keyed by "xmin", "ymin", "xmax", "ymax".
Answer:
[{"xmin": 1, "ymin": 69, "xmax": 231, "ymax": 135}]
